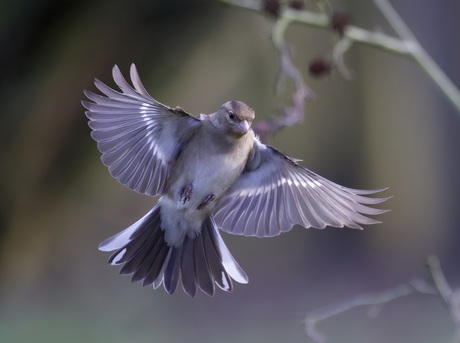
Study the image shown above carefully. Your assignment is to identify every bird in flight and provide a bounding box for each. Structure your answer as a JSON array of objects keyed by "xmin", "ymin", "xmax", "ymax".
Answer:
[{"xmin": 82, "ymin": 64, "xmax": 388, "ymax": 297}]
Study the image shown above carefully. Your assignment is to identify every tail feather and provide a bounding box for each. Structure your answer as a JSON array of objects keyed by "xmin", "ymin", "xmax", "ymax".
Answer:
[
  {"xmin": 118, "ymin": 223, "xmax": 162, "ymax": 275},
  {"xmin": 164, "ymin": 247, "xmax": 182, "ymax": 294},
  {"xmin": 201, "ymin": 223, "xmax": 233, "ymax": 291},
  {"xmin": 193, "ymin": 234, "xmax": 215, "ymax": 295},
  {"xmin": 130, "ymin": 229, "xmax": 166, "ymax": 283},
  {"xmin": 180, "ymin": 239, "xmax": 197, "ymax": 297},
  {"xmin": 143, "ymin": 243, "xmax": 169, "ymax": 287},
  {"xmin": 99, "ymin": 205, "xmax": 248, "ymax": 296},
  {"xmin": 99, "ymin": 206, "xmax": 157, "ymax": 252},
  {"xmin": 107, "ymin": 206, "xmax": 161, "ymax": 268},
  {"xmin": 208, "ymin": 216, "xmax": 248, "ymax": 284}
]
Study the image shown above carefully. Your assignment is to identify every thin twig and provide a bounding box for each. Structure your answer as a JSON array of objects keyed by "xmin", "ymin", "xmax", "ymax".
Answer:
[
  {"xmin": 426, "ymin": 255, "xmax": 460, "ymax": 334},
  {"xmin": 303, "ymin": 278, "xmax": 437, "ymax": 343},
  {"xmin": 372, "ymin": 0, "xmax": 460, "ymax": 112},
  {"xmin": 332, "ymin": 36, "xmax": 353, "ymax": 79},
  {"xmin": 252, "ymin": 16, "xmax": 313, "ymax": 141},
  {"xmin": 303, "ymin": 256, "xmax": 460, "ymax": 343}
]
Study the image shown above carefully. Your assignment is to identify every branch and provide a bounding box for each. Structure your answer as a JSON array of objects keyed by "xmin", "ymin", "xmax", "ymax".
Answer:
[
  {"xmin": 304, "ymin": 278, "xmax": 436, "ymax": 343},
  {"xmin": 303, "ymin": 256, "xmax": 460, "ymax": 343},
  {"xmin": 221, "ymin": 0, "xmax": 460, "ymax": 113},
  {"xmin": 252, "ymin": 16, "xmax": 313, "ymax": 142},
  {"xmin": 372, "ymin": 0, "xmax": 460, "ymax": 113},
  {"xmin": 426, "ymin": 255, "xmax": 460, "ymax": 334}
]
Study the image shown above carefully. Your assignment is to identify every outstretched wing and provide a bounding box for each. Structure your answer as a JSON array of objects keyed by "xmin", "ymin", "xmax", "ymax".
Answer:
[
  {"xmin": 82, "ymin": 64, "xmax": 200, "ymax": 196},
  {"xmin": 213, "ymin": 138, "xmax": 388, "ymax": 237}
]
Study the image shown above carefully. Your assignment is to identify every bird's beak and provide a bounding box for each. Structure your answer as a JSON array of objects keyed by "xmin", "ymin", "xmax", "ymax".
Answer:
[{"xmin": 237, "ymin": 120, "xmax": 250, "ymax": 134}]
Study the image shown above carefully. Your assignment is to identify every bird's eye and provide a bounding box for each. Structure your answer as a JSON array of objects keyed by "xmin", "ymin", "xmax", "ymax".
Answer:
[{"xmin": 227, "ymin": 111, "xmax": 235, "ymax": 120}]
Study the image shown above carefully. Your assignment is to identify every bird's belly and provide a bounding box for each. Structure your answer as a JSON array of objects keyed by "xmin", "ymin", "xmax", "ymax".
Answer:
[
  {"xmin": 160, "ymin": 153, "xmax": 244, "ymax": 246},
  {"xmin": 173, "ymin": 152, "xmax": 242, "ymax": 206}
]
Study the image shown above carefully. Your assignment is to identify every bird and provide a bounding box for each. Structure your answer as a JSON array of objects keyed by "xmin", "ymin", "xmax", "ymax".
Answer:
[{"xmin": 82, "ymin": 64, "xmax": 388, "ymax": 297}]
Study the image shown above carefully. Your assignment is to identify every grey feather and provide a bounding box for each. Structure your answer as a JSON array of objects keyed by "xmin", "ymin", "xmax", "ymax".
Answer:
[
  {"xmin": 180, "ymin": 238, "xmax": 197, "ymax": 297},
  {"xmin": 83, "ymin": 64, "xmax": 200, "ymax": 196},
  {"xmin": 164, "ymin": 247, "xmax": 182, "ymax": 295},
  {"xmin": 201, "ymin": 219, "xmax": 233, "ymax": 292},
  {"xmin": 213, "ymin": 138, "xmax": 388, "ymax": 237},
  {"xmin": 193, "ymin": 232, "xmax": 215, "ymax": 296},
  {"xmin": 98, "ymin": 202, "xmax": 247, "ymax": 296}
]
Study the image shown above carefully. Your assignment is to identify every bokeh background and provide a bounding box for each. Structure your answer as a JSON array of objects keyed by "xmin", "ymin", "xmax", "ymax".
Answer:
[{"xmin": 1, "ymin": 0, "xmax": 460, "ymax": 342}]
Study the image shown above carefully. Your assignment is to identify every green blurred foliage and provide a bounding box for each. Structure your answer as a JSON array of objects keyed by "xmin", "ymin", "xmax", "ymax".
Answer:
[{"xmin": 1, "ymin": 0, "xmax": 460, "ymax": 342}]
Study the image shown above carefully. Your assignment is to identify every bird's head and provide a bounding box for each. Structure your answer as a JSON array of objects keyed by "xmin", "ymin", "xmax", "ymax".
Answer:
[{"xmin": 217, "ymin": 101, "xmax": 255, "ymax": 136}]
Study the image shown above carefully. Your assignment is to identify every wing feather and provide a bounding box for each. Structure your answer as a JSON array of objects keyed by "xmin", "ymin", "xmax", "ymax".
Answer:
[
  {"xmin": 83, "ymin": 64, "xmax": 200, "ymax": 196},
  {"xmin": 213, "ymin": 138, "xmax": 388, "ymax": 237}
]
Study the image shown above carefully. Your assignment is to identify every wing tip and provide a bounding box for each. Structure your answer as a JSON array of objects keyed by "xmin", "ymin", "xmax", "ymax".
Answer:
[
  {"xmin": 130, "ymin": 63, "xmax": 138, "ymax": 75},
  {"xmin": 112, "ymin": 64, "xmax": 121, "ymax": 76},
  {"xmin": 83, "ymin": 89, "xmax": 92, "ymax": 98},
  {"xmin": 81, "ymin": 100, "xmax": 92, "ymax": 110},
  {"xmin": 352, "ymin": 186, "xmax": 390, "ymax": 195},
  {"xmin": 93, "ymin": 78, "xmax": 109, "ymax": 93}
]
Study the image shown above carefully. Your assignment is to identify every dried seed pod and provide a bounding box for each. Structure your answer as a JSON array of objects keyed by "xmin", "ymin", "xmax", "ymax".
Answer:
[
  {"xmin": 288, "ymin": 0, "xmax": 305, "ymax": 11},
  {"xmin": 331, "ymin": 11, "xmax": 351, "ymax": 37},
  {"xmin": 308, "ymin": 57, "xmax": 333, "ymax": 78},
  {"xmin": 262, "ymin": 0, "xmax": 281, "ymax": 19}
]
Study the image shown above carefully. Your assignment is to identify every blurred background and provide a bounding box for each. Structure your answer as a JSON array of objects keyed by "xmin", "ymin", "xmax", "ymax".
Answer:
[{"xmin": 1, "ymin": 0, "xmax": 460, "ymax": 342}]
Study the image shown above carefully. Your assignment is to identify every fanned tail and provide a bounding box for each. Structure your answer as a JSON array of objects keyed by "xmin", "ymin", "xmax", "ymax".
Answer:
[{"xmin": 99, "ymin": 205, "xmax": 248, "ymax": 297}]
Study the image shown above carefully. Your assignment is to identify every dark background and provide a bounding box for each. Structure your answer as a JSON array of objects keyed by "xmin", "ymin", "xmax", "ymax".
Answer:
[{"xmin": 1, "ymin": 0, "xmax": 460, "ymax": 342}]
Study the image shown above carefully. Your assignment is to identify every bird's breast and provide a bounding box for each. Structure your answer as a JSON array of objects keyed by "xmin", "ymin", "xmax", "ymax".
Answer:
[{"xmin": 169, "ymin": 146, "xmax": 246, "ymax": 209}]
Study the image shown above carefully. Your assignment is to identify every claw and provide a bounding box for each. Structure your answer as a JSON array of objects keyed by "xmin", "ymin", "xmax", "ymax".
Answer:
[
  {"xmin": 179, "ymin": 184, "xmax": 193, "ymax": 204},
  {"xmin": 197, "ymin": 194, "xmax": 215, "ymax": 210}
]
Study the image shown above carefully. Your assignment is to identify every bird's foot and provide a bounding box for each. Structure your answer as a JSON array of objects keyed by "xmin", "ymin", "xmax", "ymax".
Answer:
[
  {"xmin": 179, "ymin": 183, "xmax": 193, "ymax": 204},
  {"xmin": 197, "ymin": 194, "xmax": 215, "ymax": 210}
]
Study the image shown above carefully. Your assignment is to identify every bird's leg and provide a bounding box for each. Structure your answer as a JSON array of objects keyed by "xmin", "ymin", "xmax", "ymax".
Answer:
[
  {"xmin": 179, "ymin": 183, "xmax": 193, "ymax": 204},
  {"xmin": 197, "ymin": 194, "xmax": 215, "ymax": 210}
]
